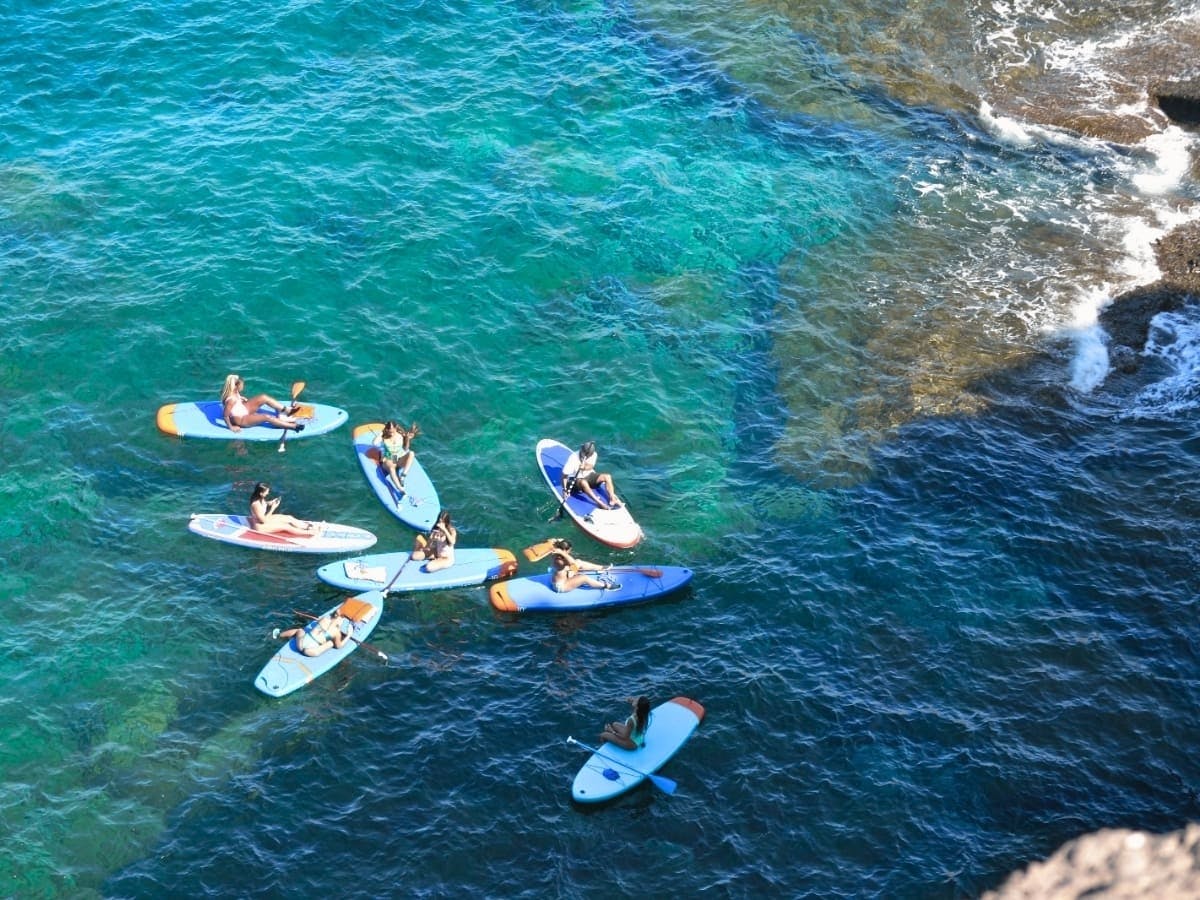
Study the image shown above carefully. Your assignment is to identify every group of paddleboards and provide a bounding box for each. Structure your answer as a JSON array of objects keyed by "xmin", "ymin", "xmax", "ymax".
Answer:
[{"xmin": 157, "ymin": 381, "xmax": 703, "ymax": 800}]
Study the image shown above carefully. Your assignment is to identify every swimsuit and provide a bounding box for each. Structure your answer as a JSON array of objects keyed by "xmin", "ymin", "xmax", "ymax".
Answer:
[
  {"xmin": 626, "ymin": 713, "xmax": 647, "ymax": 748},
  {"xmin": 229, "ymin": 392, "xmax": 250, "ymax": 418},
  {"xmin": 298, "ymin": 619, "xmax": 340, "ymax": 652},
  {"xmin": 380, "ymin": 437, "xmax": 405, "ymax": 461}
]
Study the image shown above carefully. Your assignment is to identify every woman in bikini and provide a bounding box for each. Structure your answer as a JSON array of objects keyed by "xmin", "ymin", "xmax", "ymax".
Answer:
[
  {"xmin": 411, "ymin": 509, "xmax": 457, "ymax": 573},
  {"xmin": 373, "ymin": 420, "xmax": 418, "ymax": 496},
  {"xmin": 548, "ymin": 538, "xmax": 616, "ymax": 592},
  {"xmin": 247, "ymin": 482, "xmax": 318, "ymax": 534},
  {"xmin": 220, "ymin": 374, "xmax": 303, "ymax": 432},
  {"xmin": 275, "ymin": 611, "xmax": 349, "ymax": 657},
  {"xmin": 597, "ymin": 695, "xmax": 651, "ymax": 750}
]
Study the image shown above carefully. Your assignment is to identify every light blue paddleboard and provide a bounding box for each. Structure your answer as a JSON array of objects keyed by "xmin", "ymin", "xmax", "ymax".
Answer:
[
  {"xmin": 189, "ymin": 514, "xmax": 377, "ymax": 554},
  {"xmin": 316, "ymin": 548, "xmax": 518, "ymax": 592},
  {"xmin": 157, "ymin": 400, "xmax": 348, "ymax": 440},
  {"xmin": 353, "ymin": 423, "xmax": 440, "ymax": 532},
  {"xmin": 489, "ymin": 566, "xmax": 691, "ymax": 613},
  {"xmin": 254, "ymin": 592, "xmax": 384, "ymax": 698},
  {"xmin": 571, "ymin": 697, "xmax": 705, "ymax": 803}
]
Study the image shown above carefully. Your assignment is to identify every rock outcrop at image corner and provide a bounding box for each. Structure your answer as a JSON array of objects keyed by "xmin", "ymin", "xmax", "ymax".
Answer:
[{"xmin": 984, "ymin": 825, "xmax": 1200, "ymax": 899}]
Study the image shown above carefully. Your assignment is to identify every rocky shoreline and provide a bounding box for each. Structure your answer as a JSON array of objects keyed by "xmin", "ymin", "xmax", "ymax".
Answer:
[
  {"xmin": 984, "ymin": 80, "xmax": 1200, "ymax": 897},
  {"xmin": 1095, "ymin": 80, "xmax": 1200, "ymax": 372}
]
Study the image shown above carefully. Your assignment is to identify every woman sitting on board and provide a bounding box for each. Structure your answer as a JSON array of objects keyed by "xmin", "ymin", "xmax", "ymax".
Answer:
[
  {"xmin": 373, "ymin": 420, "xmax": 418, "ymax": 496},
  {"xmin": 248, "ymin": 482, "xmax": 318, "ymax": 534},
  {"xmin": 598, "ymin": 696, "xmax": 651, "ymax": 750},
  {"xmin": 548, "ymin": 539, "xmax": 617, "ymax": 592},
  {"xmin": 220, "ymin": 374, "xmax": 303, "ymax": 432},
  {"xmin": 274, "ymin": 610, "xmax": 349, "ymax": 657},
  {"xmin": 411, "ymin": 509, "xmax": 457, "ymax": 573},
  {"xmin": 560, "ymin": 440, "xmax": 623, "ymax": 510}
]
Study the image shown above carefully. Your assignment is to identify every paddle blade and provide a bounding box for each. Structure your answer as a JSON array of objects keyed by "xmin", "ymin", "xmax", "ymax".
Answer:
[
  {"xmin": 523, "ymin": 540, "xmax": 556, "ymax": 562},
  {"xmin": 648, "ymin": 773, "xmax": 677, "ymax": 795},
  {"xmin": 291, "ymin": 381, "xmax": 306, "ymax": 400}
]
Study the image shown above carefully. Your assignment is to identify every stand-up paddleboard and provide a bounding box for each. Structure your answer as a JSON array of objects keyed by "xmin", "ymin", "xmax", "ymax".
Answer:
[
  {"xmin": 254, "ymin": 593, "xmax": 384, "ymax": 698},
  {"xmin": 157, "ymin": 400, "xmax": 348, "ymax": 441},
  {"xmin": 571, "ymin": 697, "xmax": 705, "ymax": 803},
  {"xmin": 188, "ymin": 514, "xmax": 377, "ymax": 554},
  {"xmin": 317, "ymin": 548, "xmax": 518, "ymax": 593},
  {"xmin": 536, "ymin": 439, "xmax": 643, "ymax": 549},
  {"xmin": 489, "ymin": 566, "xmax": 691, "ymax": 613},
  {"xmin": 353, "ymin": 423, "xmax": 440, "ymax": 532}
]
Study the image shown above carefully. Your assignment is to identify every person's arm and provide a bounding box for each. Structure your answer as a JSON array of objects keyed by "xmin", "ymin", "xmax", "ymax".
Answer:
[{"xmin": 561, "ymin": 452, "xmax": 579, "ymax": 490}]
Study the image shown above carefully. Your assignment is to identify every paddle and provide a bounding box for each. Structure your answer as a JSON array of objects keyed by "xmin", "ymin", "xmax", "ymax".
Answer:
[
  {"xmin": 380, "ymin": 551, "xmax": 416, "ymax": 598},
  {"xmin": 522, "ymin": 540, "xmax": 557, "ymax": 562},
  {"xmin": 565, "ymin": 736, "xmax": 677, "ymax": 795},
  {"xmin": 287, "ymin": 607, "xmax": 389, "ymax": 664},
  {"xmin": 277, "ymin": 381, "xmax": 305, "ymax": 454},
  {"xmin": 550, "ymin": 472, "xmax": 577, "ymax": 523}
]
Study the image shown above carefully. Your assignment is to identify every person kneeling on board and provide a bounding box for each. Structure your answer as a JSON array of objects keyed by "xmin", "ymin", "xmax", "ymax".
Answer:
[
  {"xmin": 561, "ymin": 440, "xmax": 624, "ymax": 510},
  {"xmin": 598, "ymin": 696, "xmax": 651, "ymax": 750},
  {"xmin": 549, "ymin": 539, "xmax": 619, "ymax": 592},
  {"xmin": 411, "ymin": 510, "xmax": 457, "ymax": 573},
  {"xmin": 274, "ymin": 611, "xmax": 350, "ymax": 657}
]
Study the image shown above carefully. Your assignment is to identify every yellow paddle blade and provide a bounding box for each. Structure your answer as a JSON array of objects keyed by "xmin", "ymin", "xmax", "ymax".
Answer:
[
  {"xmin": 291, "ymin": 380, "xmax": 306, "ymax": 400},
  {"xmin": 522, "ymin": 539, "xmax": 557, "ymax": 562}
]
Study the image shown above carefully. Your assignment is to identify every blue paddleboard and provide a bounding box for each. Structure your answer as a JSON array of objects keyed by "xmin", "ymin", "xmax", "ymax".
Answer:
[
  {"xmin": 353, "ymin": 423, "xmax": 440, "ymax": 532},
  {"xmin": 157, "ymin": 400, "xmax": 347, "ymax": 441},
  {"xmin": 536, "ymin": 438, "xmax": 643, "ymax": 549},
  {"xmin": 489, "ymin": 565, "xmax": 691, "ymax": 613},
  {"xmin": 571, "ymin": 697, "xmax": 705, "ymax": 802},
  {"xmin": 254, "ymin": 592, "xmax": 384, "ymax": 698},
  {"xmin": 316, "ymin": 548, "xmax": 518, "ymax": 592}
]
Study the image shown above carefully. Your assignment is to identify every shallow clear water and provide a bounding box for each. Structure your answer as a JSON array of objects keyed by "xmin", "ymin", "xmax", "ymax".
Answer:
[{"xmin": 3, "ymin": 0, "xmax": 1200, "ymax": 897}]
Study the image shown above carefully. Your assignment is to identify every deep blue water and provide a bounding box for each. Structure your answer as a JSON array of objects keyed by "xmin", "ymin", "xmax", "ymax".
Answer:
[{"xmin": 3, "ymin": 1, "xmax": 1200, "ymax": 897}]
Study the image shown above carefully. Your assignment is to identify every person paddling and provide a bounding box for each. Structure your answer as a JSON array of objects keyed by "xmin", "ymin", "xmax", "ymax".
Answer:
[{"xmin": 561, "ymin": 440, "xmax": 624, "ymax": 510}]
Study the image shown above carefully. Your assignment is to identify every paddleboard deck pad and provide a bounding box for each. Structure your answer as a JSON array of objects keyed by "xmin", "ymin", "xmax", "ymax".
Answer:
[
  {"xmin": 536, "ymin": 439, "xmax": 643, "ymax": 549},
  {"xmin": 157, "ymin": 400, "xmax": 348, "ymax": 440},
  {"xmin": 353, "ymin": 423, "xmax": 440, "ymax": 532},
  {"xmin": 489, "ymin": 566, "xmax": 690, "ymax": 613},
  {"xmin": 254, "ymin": 592, "xmax": 384, "ymax": 698},
  {"xmin": 572, "ymin": 697, "xmax": 705, "ymax": 803},
  {"xmin": 188, "ymin": 514, "xmax": 377, "ymax": 554},
  {"xmin": 317, "ymin": 548, "xmax": 518, "ymax": 593}
]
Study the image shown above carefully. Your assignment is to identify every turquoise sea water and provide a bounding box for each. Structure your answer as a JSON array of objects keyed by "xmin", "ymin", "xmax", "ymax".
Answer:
[{"xmin": 4, "ymin": 1, "xmax": 1200, "ymax": 897}]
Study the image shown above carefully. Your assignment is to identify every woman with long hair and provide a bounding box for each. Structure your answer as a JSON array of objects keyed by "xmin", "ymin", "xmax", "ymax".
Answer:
[
  {"xmin": 247, "ymin": 482, "xmax": 317, "ymax": 534},
  {"xmin": 548, "ymin": 538, "xmax": 615, "ymax": 592},
  {"xmin": 411, "ymin": 509, "xmax": 457, "ymax": 573},
  {"xmin": 598, "ymin": 696, "xmax": 651, "ymax": 750},
  {"xmin": 220, "ymin": 374, "xmax": 302, "ymax": 432}
]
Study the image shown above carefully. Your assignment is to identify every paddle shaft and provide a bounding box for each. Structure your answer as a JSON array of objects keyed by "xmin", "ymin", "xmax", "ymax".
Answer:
[
  {"xmin": 566, "ymin": 736, "xmax": 677, "ymax": 795},
  {"xmin": 287, "ymin": 607, "xmax": 389, "ymax": 663},
  {"xmin": 551, "ymin": 472, "xmax": 578, "ymax": 522},
  {"xmin": 277, "ymin": 381, "xmax": 305, "ymax": 453}
]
